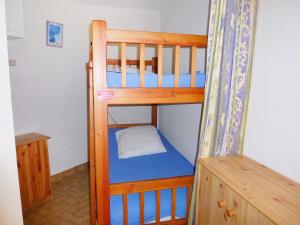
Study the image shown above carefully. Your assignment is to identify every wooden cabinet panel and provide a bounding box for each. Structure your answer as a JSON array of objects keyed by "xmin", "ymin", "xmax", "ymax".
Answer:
[
  {"xmin": 16, "ymin": 145, "xmax": 33, "ymax": 208},
  {"xmin": 16, "ymin": 133, "xmax": 51, "ymax": 209},
  {"xmin": 197, "ymin": 166, "xmax": 226, "ymax": 225},
  {"xmin": 239, "ymin": 203, "xmax": 275, "ymax": 225},
  {"xmin": 197, "ymin": 166, "xmax": 275, "ymax": 225}
]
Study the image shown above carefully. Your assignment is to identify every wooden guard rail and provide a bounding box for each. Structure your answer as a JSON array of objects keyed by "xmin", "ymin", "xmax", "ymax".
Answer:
[
  {"xmin": 110, "ymin": 176, "xmax": 194, "ymax": 225},
  {"xmin": 105, "ymin": 29, "xmax": 208, "ymax": 88}
]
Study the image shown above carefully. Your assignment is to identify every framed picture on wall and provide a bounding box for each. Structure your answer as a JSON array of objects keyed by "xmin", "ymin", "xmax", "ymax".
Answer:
[{"xmin": 46, "ymin": 21, "xmax": 63, "ymax": 48}]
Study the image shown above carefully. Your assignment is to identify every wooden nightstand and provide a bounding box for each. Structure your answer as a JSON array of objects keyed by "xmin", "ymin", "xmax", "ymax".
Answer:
[{"xmin": 15, "ymin": 133, "xmax": 51, "ymax": 209}]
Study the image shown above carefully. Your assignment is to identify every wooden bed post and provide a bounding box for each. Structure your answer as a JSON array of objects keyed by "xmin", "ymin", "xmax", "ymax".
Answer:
[
  {"xmin": 151, "ymin": 105, "xmax": 158, "ymax": 127},
  {"xmin": 92, "ymin": 20, "xmax": 110, "ymax": 225}
]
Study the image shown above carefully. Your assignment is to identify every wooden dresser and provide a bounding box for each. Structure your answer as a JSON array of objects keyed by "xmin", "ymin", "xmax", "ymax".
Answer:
[
  {"xmin": 196, "ymin": 156, "xmax": 300, "ymax": 225},
  {"xmin": 15, "ymin": 133, "xmax": 51, "ymax": 209}
]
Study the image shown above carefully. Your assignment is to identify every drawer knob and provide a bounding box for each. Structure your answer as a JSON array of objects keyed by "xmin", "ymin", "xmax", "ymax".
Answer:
[
  {"xmin": 226, "ymin": 209, "xmax": 236, "ymax": 218},
  {"xmin": 218, "ymin": 200, "xmax": 226, "ymax": 208}
]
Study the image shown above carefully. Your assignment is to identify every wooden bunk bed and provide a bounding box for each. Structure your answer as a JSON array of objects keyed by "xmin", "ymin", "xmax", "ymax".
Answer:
[{"xmin": 87, "ymin": 20, "xmax": 207, "ymax": 225}]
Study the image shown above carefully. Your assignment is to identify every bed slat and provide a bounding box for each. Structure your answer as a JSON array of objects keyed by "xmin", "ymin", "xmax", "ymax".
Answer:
[
  {"xmin": 140, "ymin": 192, "xmax": 145, "ymax": 225},
  {"xmin": 156, "ymin": 190, "xmax": 161, "ymax": 223},
  {"xmin": 140, "ymin": 44, "xmax": 145, "ymax": 87},
  {"xmin": 158, "ymin": 45, "xmax": 163, "ymax": 87},
  {"xmin": 121, "ymin": 43, "xmax": 127, "ymax": 87},
  {"xmin": 172, "ymin": 188, "xmax": 176, "ymax": 221},
  {"xmin": 186, "ymin": 186, "xmax": 192, "ymax": 218},
  {"xmin": 123, "ymin": 194, "xmax": 128, "ymax": 225},
  {"xmin": 174, "ymin": 46, "xmax": 180, "ymax": 87},
  {"xmin": 190, "ymin": 46, "xmax": 197, "ymax": 87}
]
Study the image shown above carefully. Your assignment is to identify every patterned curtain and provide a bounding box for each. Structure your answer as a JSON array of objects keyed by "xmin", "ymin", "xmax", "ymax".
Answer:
[{"xmin": 188, "ymin": 0, "xmax": 257, "ymax": 224}]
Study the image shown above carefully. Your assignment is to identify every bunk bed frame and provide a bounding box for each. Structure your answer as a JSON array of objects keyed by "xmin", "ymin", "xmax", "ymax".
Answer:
[{"xmin": 87, "ymin": 20, "xmax": 207, "ymax": 225}]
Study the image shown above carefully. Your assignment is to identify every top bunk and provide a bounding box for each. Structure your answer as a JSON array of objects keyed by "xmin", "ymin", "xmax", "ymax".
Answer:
[{"xmin": 89, "ymin": 20, "xmax": 208, "ymax": 105}]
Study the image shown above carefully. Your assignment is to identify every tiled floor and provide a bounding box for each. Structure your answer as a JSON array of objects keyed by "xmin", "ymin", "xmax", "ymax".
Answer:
[{"xmin": 23, "ymin": 171, "xmax": 90, "ymax": 225}]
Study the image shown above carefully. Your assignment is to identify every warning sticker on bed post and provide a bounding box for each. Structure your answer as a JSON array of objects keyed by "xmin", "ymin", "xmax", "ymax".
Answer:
[{"xmin": 97, "ymin": 90, "xmax": 114, "ymax": 100}]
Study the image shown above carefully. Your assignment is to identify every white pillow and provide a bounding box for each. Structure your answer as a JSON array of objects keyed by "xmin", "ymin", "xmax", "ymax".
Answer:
[{"xmin": 116, "ymin": 125, "xmax": 166, "ymax": 159}]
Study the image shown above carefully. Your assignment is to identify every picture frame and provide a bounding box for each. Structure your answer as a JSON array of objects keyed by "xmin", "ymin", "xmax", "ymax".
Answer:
[{"xmin": 46, "ymin": 21, "xmax": 63, "ymax": 48}]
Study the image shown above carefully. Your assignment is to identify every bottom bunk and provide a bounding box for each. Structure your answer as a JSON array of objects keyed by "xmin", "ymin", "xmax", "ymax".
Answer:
[{"xmin": 108, "ymin": 128, "xmax": 194, "ymax": 225}]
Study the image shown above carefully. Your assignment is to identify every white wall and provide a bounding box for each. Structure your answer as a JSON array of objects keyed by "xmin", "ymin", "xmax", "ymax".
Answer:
[
  {"xmin": 160, "ymin": 0, "xmax": 209, "ymax": 73},
  {"xmin": 0, "ymin": 0, "xmax": 23, "ymax": 224},
  {"xmin": 159, "ymin": 104, "xmax": 202, "ymax": 164},
  {"xmin": 244, "ymin": 0, "xmax": 300, "ymax": 182},
  {"xmin": 158, "ymin": 0, "xmax": 210, "ymax": 165},
  {"xmin": 8, "ymin": 0, "xmax": 160, "ymax": 175}
]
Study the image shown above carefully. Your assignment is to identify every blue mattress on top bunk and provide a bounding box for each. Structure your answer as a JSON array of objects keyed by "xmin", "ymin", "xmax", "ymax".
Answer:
[
  {"xmin": 107, "ymin": 71, "xmax": 206, "ymax": 88},
  {"xmin": 109, "ymin": 128, "xmax": 194, "ymax": 225}
]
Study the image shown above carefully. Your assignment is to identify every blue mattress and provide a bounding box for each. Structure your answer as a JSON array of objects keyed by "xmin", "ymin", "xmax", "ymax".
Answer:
[
  {"xmin": 109, "ymin": 128, "xmax": 194, "ymax": 225},
  {"xmin": 107, "ymin": 71, "xmax": 206, "ymax": 88}
]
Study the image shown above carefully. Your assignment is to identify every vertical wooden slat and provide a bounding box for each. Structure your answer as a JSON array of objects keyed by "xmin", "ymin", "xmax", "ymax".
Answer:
[
  {"xmin": 140, "ymin": 192, "xmax": 145, "ymax": 225},
  {"xmin": 156, "ymin": 190, "xmax": 161, "ymax": 223},
  {"xmin": 121, "ymin": 42, "xmax": 127, "ymax": 87},
  {"xmin": 174, "ymin": 45, "xmax": 180, "ymax": 87},
  {"xmin": 186, "ymin": 186, "xmax": 192, "ymax": 218},
  {"xmin": 140, "ymin": 44, "xmax": 145, "ymax": 87},
  {"xmin": 172, "ymin": 188, "xmax": 177, "ymax": 221},
  {"xmin": 151, "ymin": 105, "xmax": 158, "ymax": 127},
  {"xmin": 123, "ymin": 194, "xmax": 128, "ymax": 225},
  {"xmin": 190, "ymin": 46, "xmax": 197, "ymax": 87},
  {"xmin": 157, "ymin": 45, "xmax": 163, "ymax": 87}
]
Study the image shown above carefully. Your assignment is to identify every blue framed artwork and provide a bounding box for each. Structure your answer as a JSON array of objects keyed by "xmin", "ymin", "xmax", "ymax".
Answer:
[{"xmin": 46, "ymin": 21, "xmax": 63, "ymax": 48}]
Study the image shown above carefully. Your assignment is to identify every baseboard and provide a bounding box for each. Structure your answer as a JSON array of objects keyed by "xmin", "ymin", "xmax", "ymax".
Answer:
[{"xmin": 51, "ymin": 162, "xmax": 88, "ymax": 184}]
